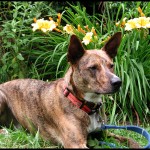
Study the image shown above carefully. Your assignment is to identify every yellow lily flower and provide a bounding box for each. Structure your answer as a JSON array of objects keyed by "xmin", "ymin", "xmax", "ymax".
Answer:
[
  {"xmin": 125, "ymin": 17, "xmax": 150, "ymax": 30},
  {"xmin": 31, "ymin": 18, "xmax": 56, "ymax": 32},
  {"xmin": 136, "ymin": 17, "xmax": 150, "ymax": 28},
  {"xmin": 63, "ymin": 24, "xmax": 74, "ymax": 34},
  {"xmin": 82, "ymin": 32, "xmax": 93, "ymax": 45},
  {"xmin": 125, "ymin": 18, "xmax": 138, "ymax": 30}
]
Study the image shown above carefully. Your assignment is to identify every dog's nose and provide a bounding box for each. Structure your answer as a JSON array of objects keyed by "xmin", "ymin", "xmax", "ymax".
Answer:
[{"xmin": 110, "ymin": 76, "xmax": 122, "ymax": 89}]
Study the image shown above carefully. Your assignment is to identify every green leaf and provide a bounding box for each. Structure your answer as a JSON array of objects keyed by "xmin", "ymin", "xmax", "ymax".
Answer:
[
  {"xmin": 12, "ymin": 29, "xmax": 16, "ymax": 33},
  {"xmin": 88, "ymin": 139, "xmax": 97, "ymax": 146},
  {"xmin": 1, "ymin": 52, "xmax": 10, "ymax": 64},
  {"xmin": 136, "ymin": 41, "xmax": 139, "ymax": 50},
  {"xmin": 17, "ymin": 53, "xmax": 24, "ymax": 61},
  {"xmin": 13, "ymin": 11, "xmax": 18, "ymax": 18}
]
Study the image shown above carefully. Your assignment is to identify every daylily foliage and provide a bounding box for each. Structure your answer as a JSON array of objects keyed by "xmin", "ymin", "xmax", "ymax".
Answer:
[
  {"xmin": 32, "ymin": 7, "xmax": 150, "ymax": 45},
  {"xmin": 31, "ymin": 13, "xmax": 99, "ymax": 45},
  {"xmin": 116, "ymin": 7, "xmax": 150, "ymax": 31}
]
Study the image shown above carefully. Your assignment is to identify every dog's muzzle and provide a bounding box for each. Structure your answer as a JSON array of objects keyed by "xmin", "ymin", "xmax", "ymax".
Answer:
[{"xmin": 110, "ymin": 76, "xmax": 122, "ymax": 92}]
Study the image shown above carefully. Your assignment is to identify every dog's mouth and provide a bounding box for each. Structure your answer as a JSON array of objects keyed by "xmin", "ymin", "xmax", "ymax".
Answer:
[
  {"xmin": 93, "ymin": 79, "xmax": 122, "ymax": 95},
  {"xmin": 95, "ymin": 92, "xmax": 101, "ymax": 95},
  {"xmin": 94, "ymin": 86, "xmax": 121, "ymax": 95}
]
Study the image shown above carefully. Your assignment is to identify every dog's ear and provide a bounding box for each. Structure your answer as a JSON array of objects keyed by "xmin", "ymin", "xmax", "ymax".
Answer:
[
  {"xmin": 67, "ymin": 35, "xmax": 85, "ymax": 64},
  {"xmin": 102, "ymin": 32, "xmax": 122, "ymax": 58}
]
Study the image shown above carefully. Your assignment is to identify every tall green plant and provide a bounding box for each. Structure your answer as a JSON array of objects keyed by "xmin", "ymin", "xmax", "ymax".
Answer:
[
  {"xmin": 105, "ymin": 2, "xmax": 150, "ymax": 124},
  {"xmin": 113, "ymin": 30, "xmax": 150, "ymax": 124}
]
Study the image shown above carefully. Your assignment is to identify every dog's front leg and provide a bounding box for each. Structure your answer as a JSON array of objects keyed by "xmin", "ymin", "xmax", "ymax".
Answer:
[
  {"xmin": 62, "ymin": 130, "xmax": 88, "ymax": 148},
  {"xmin": 57, "ymin": 119, "xmax": 89, "ymax": 148},
  {"xmin": 64, "ymin": 142, "xmax": 88, "ymax": 149}
]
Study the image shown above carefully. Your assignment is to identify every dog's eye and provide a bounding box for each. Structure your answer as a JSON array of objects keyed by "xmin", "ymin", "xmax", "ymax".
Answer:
[
  {"xmin": 110, "ymin": 64, "xmax": 114, "ymax": 68},
  {"xmin": 89, "ymin": 65, "xmax": 97, "ymax": 71}
]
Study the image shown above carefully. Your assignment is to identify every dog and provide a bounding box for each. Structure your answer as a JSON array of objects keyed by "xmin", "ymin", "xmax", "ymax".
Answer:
[{"xmin": 0, "ymin": 32, "xmax": 140, "ymax": 148}]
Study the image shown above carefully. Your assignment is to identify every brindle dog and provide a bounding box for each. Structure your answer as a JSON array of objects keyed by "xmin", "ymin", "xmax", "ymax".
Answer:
[{"xmin": 0, "ymin": 32, "xmax": 140, "ymax": 148}]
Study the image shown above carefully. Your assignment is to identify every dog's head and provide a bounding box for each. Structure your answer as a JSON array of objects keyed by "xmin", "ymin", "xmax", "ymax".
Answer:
[{"xmin": 66, "ymin": 32, "xmax": 122, "ymax": 100}]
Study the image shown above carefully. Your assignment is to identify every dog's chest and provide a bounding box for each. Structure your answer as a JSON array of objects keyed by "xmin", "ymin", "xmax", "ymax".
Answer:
[
  {"xmin": 83, "ymin": 92, "xmax": 102, "ymax": 133},
  {"xmin": 87, "ymin": 111, "xmax": 102, "ymax": 133}
]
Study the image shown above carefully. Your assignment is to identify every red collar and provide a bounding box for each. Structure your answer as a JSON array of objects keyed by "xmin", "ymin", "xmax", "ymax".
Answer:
[{"xmin": 63, "ymin": 88, "xmax": 102, "ymax": 115}]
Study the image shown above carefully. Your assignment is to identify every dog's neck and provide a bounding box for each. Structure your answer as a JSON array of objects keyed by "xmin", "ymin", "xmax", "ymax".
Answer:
[
  {"xmin": 64, "ymin": 67, "xmax": 83, "ymax": 99},
  {"xmin": 64, "ymin": 67, "xmax": 102, "ymax": 115},
  {"xmin": 63, "ymin": 87, "xmax": 102, "ymax": 115}
]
